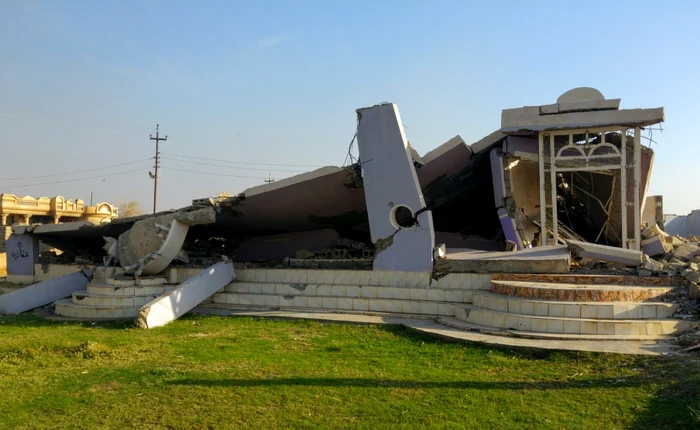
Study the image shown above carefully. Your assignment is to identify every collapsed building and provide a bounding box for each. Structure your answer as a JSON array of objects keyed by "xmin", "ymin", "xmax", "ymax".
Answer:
[{"xmin": 1, "ymin": 87, "xmax": 698, "ymax": 351}]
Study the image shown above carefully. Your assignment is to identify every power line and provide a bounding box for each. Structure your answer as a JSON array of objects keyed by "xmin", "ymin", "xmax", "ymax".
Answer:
[
  {"xmin": 161, "ymin": 167, "xmax": 266, "ymax": 180},
  {"xmin": 160, "ymin": 156, "xmax": 308, "ymax": 173},
  {"xmin": 9, "ymin": 168, "xmax": 151, "ymax": 188},
  {"xmin": 0, "ymin": 158, "xmax": 154, "ymax": 181},
  {"xmin": 161, "ymin": 152, "xmax": 322, "ymax": 168}
]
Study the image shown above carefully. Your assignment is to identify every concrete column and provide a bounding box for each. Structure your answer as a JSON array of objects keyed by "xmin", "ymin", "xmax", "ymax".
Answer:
[
  {"xmin": 0, "ymin": 215, "xmax": 7, "ymax": 226},
  {"xmin": 21, "ymin": 214, "xmax": 30, "ymax": 225},
  {"xmin": 53, "ymin": 216, "xmax": 60, "ymax": 224}
]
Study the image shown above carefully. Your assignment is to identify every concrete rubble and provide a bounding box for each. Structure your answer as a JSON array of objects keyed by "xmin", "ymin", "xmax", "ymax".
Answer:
[{"xmin": 2, "ymin": 86, "xmax": 697, "ymax": 344}]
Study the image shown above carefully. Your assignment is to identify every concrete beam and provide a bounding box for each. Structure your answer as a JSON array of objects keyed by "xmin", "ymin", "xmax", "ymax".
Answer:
[
  {"xmin": 435, "ymin": 246, "xmax": 570, "ymax": 274},
  {"xmin": 135, "ymin": 261, "xmax": 234, "ymax": 328},
  {"xmin": 567, "ymin": 239, "xmax": 643, "ymax": 266},
  {"xmin": 501, "ymin": 107, "xmax": 664, "ymax": 133},
  {"xmin": 356, "ymin": 103, "xmax": 434, "ymax": 272},
  {"xmin": 0, "ymin": 268, "xmax": 91, "ymax": 315}
]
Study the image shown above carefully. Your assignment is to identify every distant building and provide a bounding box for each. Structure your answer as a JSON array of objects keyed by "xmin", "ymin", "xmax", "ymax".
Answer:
[{"xmin": 0, "ymin": 194, "xmax": 118, "ymax": 226}]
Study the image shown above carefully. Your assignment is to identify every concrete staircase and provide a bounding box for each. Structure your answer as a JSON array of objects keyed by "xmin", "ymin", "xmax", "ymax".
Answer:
[
  {"xmin": 53, "ymin": 277, "xmax": 175, "ymax": 320},
  {"xmin": 47, "ymin": 268, "xmax": 695, "ymax": 343},
  {"xmin": 441, "ymin": 274, "xmax": 693, "ymax": 340}
]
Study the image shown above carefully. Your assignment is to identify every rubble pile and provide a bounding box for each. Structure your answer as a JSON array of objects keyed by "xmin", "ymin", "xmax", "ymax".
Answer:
[{"xmin": 639, "ymin": 224, "xmax": 700, "ymax": 288}]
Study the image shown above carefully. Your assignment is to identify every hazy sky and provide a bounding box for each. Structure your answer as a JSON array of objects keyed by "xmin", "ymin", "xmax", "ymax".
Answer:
[{"xmin": 1, "ymin": 0, "xmax": 698, "ymax": 214}]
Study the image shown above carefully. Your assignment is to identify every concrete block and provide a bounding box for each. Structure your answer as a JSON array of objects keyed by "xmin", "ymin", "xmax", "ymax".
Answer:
[
  {"xmin": 356, "ymin": 103, "xmax": 434, "ymax": 272},
  {"xmin": 352, "ymin": 298, "xmax": 369, "ymax": 311},
  {"xmin": 674, "ymin": 244, "xmax": 700, "ymax": 261},
  {"xmin": 135, "ymin": 261, "xmax": 233, "ymax": 329},
  {"xmin": 0, "ymin": 268, "xmax": 91, "ymax": 315},
  {"xmin": 642, "ymin": 236, "xmax": 670, "ymax": 258},
  {"xmin": 567, "ymin": 240, "xmax": 643, "ymax": 266},
  {"xmin": 5, "ymin": 234, "xmax": 40, "ymax": 281},
  {"xmin": 402, "ymin": 301, "xmax": 419, "ymax": 314}
]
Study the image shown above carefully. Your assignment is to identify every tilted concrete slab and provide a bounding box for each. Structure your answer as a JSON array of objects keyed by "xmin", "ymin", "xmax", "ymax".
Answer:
[
  {"xmin": 356, "ymin": 103, "xmax": 434, "ymax": 272},
  {"xmin": 434, "ymin": 246, "xmax": 570, "ymax": 274},
  {"xmin": 0, "ymin": 268, "xmax": 91, "ymax": 315},
  {"xmin": 136, "ymin": 261, "xmax": 234, "ymax": 328},
  {"xmin": 567, "ymin": 240, "xmax": 643, "ymax": 266}
]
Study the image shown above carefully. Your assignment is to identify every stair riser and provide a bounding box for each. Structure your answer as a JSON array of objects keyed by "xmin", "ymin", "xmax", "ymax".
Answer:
[
  {"xmin": 54, "ymin": 304, "xmax": 139, "ymax": 320},
  {"xmin": 492, "ymin": 274, "xmax": 679, "ymax": 286},
  {"xmin": 491, "ymin": 282, "xmax": 672, "ymax": 302},
  {"xmin": 72, "ymin": 294, "xmax": 158, "ymax": 308},
  {"xmin": 473, "ymin": 293, "xmax": 677, "ymax": 320},
  {"xmin": 86, "ymin": 285, "xmax": 176, "ymax": 297},
  {"xmin": 212, "ymin": 293, "xmax": 455, "ymax": 316},
  {"xmin": 224, "ymin": 283, "xmax": 473, "ymax": 303},
  {"xmin": 461, "ymin": 308, "xmax": 691, "ymax": 336},
  {"xmin": 235, "ymin": 270, "xmax": 492, "ymax": 290}
]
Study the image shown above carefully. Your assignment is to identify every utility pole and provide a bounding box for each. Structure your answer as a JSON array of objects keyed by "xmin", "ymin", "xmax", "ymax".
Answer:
[
  {"xmin": 150, "ymin": 124, "xmax": 167, "ymax": 213},
  {"xmin": 265, "ymin": 174, "xmax": 275, "ymax": 183}
]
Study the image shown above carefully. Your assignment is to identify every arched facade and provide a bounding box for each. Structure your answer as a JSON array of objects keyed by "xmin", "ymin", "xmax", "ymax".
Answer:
[{"xmin": 0, "ymin": 194, "xmax": 118, "ymax": 226}]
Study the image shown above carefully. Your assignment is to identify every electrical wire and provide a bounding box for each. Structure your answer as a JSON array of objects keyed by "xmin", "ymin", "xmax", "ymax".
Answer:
[
  {"xmin": 9, "ymin": 168, "xmax": 151, "ymax": 188},
  {"xmin": 161, "ymin": 167, "xmax": 266, "ymax": 180},
  {"xmin": 161, "ymin": 152, "xmax": 322, "ymax": 168},
  {"xmin": 0, "ymin": 158, "xmax": 154, "ymax": 181},
  {"xmin": 159, "ymin": 156, "xmax": 308, "ymax": 173}
]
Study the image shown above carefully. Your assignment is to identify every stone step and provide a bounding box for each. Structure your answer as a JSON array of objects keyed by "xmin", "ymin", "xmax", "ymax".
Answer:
[
  {"xmin": 492, "ymin": 273, "xmax": 679, "ymax": 286},
  {"xmin": 455, "ymin": 306, "xmax": 693, "ymax": 336},
  {"xmin": 211, "ymin": 292, "xmax": 457, "ymax": 316},
  {"xmin": 234, "ymin": 269, "xmax": 491, "ymax": 290},
  {"xmin": 86, "ymin": 283, "xmax": 176, "ymax": 297},
  {"xmin": 104, "ymin": 277, "xmax": 168, "ymax": 287},
  {"xmin": 72, "ymin": 291, "xmax": 159, "ymax": 308},
  {"xmin": 223, "ymin": 283, "xmax": 473, "ymax": 302},
  {"xmin": 472, "ymin": 291, "xmax": 678, "ymax": 320},
  {"xmin": 436, "ymin": 317, "xmax": 676, "ymax": 341},
  {"xmin": 490, "ymin": 280, "xmax": 675, "ymax": 302},
  {"xmin": 53, "ymin": 299, "xmax": 140, "ymax": 320}
]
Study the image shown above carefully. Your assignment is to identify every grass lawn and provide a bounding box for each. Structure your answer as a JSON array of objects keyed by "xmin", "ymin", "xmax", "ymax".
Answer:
[{"xmin": 0, "ymin": 314, "xmax": 698, "ymax": 429}]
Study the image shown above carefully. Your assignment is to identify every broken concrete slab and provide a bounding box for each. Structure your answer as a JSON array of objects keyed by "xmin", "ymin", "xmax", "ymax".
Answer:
[
  {"xmin": 356, "ymin": 103, "xmax": 434, "ymax": 272},
  {"xmin": 567, "ymin": 240, "xmax": 643, "ymax": 266},
  {"xmin": 112, "ymin": 207, "xmax": 216, "ymax": 276},
  {"xmin": 673, "ymin": 244, "xmax": 700, "ymax": 261},
  {"xmin": 434, "ymin": 246, "xmax": 570, "ymax": 274},
  {"xmin": 0, "ymin": 268, "xmax": 91, "ymax": 315},
  {"xmin": 135, "ymin": 261, "xmax": 234, "ymax": 328}
]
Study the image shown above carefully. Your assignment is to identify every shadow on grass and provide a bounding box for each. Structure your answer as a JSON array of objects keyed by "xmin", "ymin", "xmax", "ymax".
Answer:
[{"xmin": 168, "ymin": 376, "xmax": 647, "ymax": 391}]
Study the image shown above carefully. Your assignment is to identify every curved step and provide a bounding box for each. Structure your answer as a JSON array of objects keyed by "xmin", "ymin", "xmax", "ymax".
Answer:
[
  {"xmin": 490, "ymin": 280, "xmax": 675, "ymax": 302},
  {"xmin": 455, "ymin": 306, "xmax": 694, "ymax": 336},
  {"xmin": 492, "ymin": 273, "xmax": 679, "ymax": 286},
  {"xmin": 53, "ymin": 299, "xmax": 140, "ymax": 319},
  {"xmin": 72, "ymin": 291, "xmax": 159, "ymax": 308},
  {"xmin": 473, "ymin": 291, "xmax": 678, "ymax": 319},
  {"xmin": 105, "ymin": 277, "xmax": 168, "ymax": 287},
  {"xmin": 86, "ymin": 283, "xmax": 176, "ymax": 297},
  {"xmin": 211, "ymin": 292, "xmax": 458, "ymax": 316},
  {"xmin": 437, "ymin": 317, "xmax": 675, "ymax": 341}
]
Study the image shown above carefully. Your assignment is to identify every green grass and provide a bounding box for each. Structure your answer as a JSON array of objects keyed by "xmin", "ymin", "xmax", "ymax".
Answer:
[{"xmin": 0, "ymin": 314, "xmax": 698, "ymax": 429}]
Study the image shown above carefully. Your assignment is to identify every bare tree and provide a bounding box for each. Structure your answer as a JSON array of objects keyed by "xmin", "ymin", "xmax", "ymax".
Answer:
[{"xmin": 118, "ymin": 200, "xmax": 143, "ymax": 218}]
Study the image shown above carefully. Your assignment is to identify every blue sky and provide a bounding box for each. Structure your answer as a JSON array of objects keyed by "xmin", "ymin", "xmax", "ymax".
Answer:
[{"xmin": 1, "ymin": 0, "xmax": 698, "ymax": 214}]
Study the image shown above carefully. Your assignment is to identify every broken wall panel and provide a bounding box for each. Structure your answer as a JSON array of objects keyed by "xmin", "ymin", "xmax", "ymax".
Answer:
[{"xmin": 356, "ymin": 103, "xmax": 434, "ymax": 272}]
